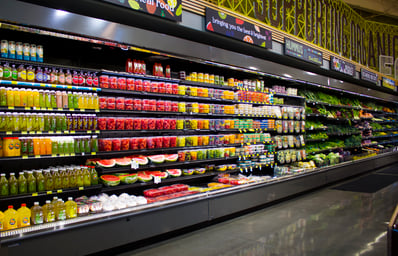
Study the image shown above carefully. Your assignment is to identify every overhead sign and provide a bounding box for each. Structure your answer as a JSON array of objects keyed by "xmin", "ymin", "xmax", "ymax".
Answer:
[
  {"xmin": 330, "ymin": 56, "xmax": 356, "ymax": 77},
  {"xmin": 205, "ymin": 8, "xmax": 272, "ymax": 49},
  {"xmin": 382, "ymin": 77, "xmax": 396, "ymax": 91},
  {"xmin": 102, "ymin": 0, "xmax": 182, "ymax": 21},
  {"xmin": 284, "ymin": 38, "xmax": 322, "ymax": 65},
  {"xmin": 360, "ymin": 69, "xmax": 378, "ymax": 84}
]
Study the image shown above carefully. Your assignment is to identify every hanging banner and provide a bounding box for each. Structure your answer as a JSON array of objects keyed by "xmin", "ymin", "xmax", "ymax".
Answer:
[
  {"xmin": 360, "ymin": 69, "xmax": 378, "ymax": 84},
  {"xmin": 330, "ymin": 56, "xmax": 356, "ymax": 77},
  {"xmin": 284, "ymin": 38, "xmax": 322, "ymax": 65},
  {"xmin": 205, "ymin": 8, "xmax": 272, "ymax": 49},
  {"xmin": 102, "ymin": 0, "xmax": 182, "ymax": 22},
  {"xmin": 382, "ymin": 77, "xmax": 396, "ymax": 91}
]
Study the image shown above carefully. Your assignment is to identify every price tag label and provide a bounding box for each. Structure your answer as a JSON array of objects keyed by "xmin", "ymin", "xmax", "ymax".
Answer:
[
  {"xmin": 22, "ymin": 156, "xmax": 28, "ymax": 159},
  {"xmin": 64, "ymin": 131, "xmax": 69, "ymax": 134},
  {"xmin": 8, "ymin": 106, "xmax": 14, "ymax": 110},
  {"xmin": 95, "ymin": 109, "xmax": 100, "ymax": 113},
  {"xmin": 48, "ymin": 131, "xmax": 54, "ymax": 134},
  {"xmin": 35, "ymin": 155, "xmax": 41, "ymax": 158},
  {"xmin": 71, "ymin": 153, "xmax": 75, "ymax": 156},
  {"xmin": 47, "ymin": 191, "xmax": 52, "ymax": 195},
  {"xmin": 95, "ymin": 130, "xmax": 100, "ymax": 134},
  {"xmin": 48, "ymin": 108, "xmax": 53, "ymax": 111},
  {"xmin": 154, "ymin": 176, "xmax": 161, "ymax": 184},
  {"xmin": 56, "ymin": 131, "xmax": 61, "ymax": 134},
  {"xmin": 32, "ymin": 193, "xmax": 38, "ymax": 197},
  {"xmin": 91, "ymin": 152, "xmax": 96, "ymax": 155},
  {"xmin": 51, "ymin": 154, "xmax": 57, "ymax": 157},
  {"xmin": 25, "ymin": 107, "xmax": 30, "ymax": 110},
  {"xmin": 80, "ymin": 109, "xmax": 86, "ymax": 112},
  {"xmin": 58, "ymin": 108, "xmax": 63, "ymax": 111},
  {"xmin": 87, "ymin": 130, "xmax": 92, "ymax": 134},
  {"xmin": 79, "ymin": 187, "xmax": 84, "ymax": 191},
  {"xmin": 11, "ymin": 81, "xmax": 18, "ymax": 85},
  {"xmin": 131, "ymin": 160, "xmax": 139, "ymax": 169},
  {"xmin": 69, "ymin": 108, "xmax": 75, "ymax": 111},
  {"xmin": 21, "ymin": 131, "xmax": 27, "ymax": 134},
  {"xmin": 71, "ymin": 131, "xmax": 76, "ymax": 134},
  {"xmin": 57, "ymin": 189, "xmax": 63, "ymax": 193},
  {"xmin": 6, "ymin": 131, "xmax": 12, "ymax": 135},
  {"xmin": 37, "ymin": 131, "xmax": 42, "ymax": 134}
]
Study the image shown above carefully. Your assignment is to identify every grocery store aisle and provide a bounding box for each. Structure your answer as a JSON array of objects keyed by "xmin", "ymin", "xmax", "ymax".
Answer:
[{"xmin": 118, "ymin": 166, "xmax": 398, "ymax": 256}]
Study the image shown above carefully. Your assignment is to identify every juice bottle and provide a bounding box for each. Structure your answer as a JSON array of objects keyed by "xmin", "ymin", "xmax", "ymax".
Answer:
[
  {"xmin": 39, "ymin": 90, "xmax": 45, "ymax": 108},
  {"xmin": 50, "ymin": 69, "xmax": 58, "ymax": 84},
  {"xmin": 35, "ymin": 170, "xmax": 45, "ymax": 192},
  {"xmin": 33, "ymin": 89, "xmax": 40, "ymax": 108},
  {"xmin": 51, "ymin": 169, "xmax": 61, "ymax": 190},
  {"xmin": 26, "ymin": 113, "xmax": 33, "ymax": 131},
  {"xmin": 58, "ymin": 69, "xmax": 65, "ymax": 85},
  {"xmin": 3, "ymin": 205, "xmax": 18, "ymax": 230},
  {"xmin": 30, "ymin": 202, "xmax": 43, "ymax": 225},
  {"xmin": 77, "ymin": 93, "xmax": 83, "ymax": 109},
  {"xmin": 51, "ymin": 91, "xmax": 57, "ymax": 108},
  {"xmin": 45, "ymin": 90, "xmax": 51, "ymax": 108},
  {"xmin": 90, "ymin": 166, "xmax": 99, "ymax": 185},
  {"xmin": 60, "ymin": 168, "xmax": 69, "ymax": 188},
  {"xmin": 42, "ymin": 200, "xmax": 55, "ymax": 223},
  {"xmin": 0, "ymin": 63, "xmax": 3, "ymax": 79},
  {"xmin": 62, "ymin": 91, "xmax": 68, "ymax": 108},
  {"xmin": 27, "ymin": 89, "xmax": 34, "ymax": 107},
  {"xmin": 93, "ymin": 94, "xmax": 99, "ymax": 110},
  {"xmin": 17, "ymin": 203, "xmax": 31, "ymax": 228},
  {"xmin": 18, "ymin": 171, "xmax": 27, "ymax": 194},
  {"xmin": 76, "ymin": 167, "xmax": 84, "ymax": 187},
  {"xmin": 55, "ymin": 199, "xmax": 66, "ymax": 221},
  {"xmin": 82, "ymin": 166, "xmax": 91, "ymax": 187},
  {"xmin": 45, "ymin": 137, "xmax": 52, "ymax": 155},
  {"xmin": 0, "ymin": 211, "xmax": 4, "ymax": 231},
  {"xmin": 0, "ymin": 173, "xmax": 9, "ymax": 196},
  {"xmin": 26, "ymin": 66, "xmax": 35, "ymax": 82},
  {"xmin": 20, "ymin": 89, "xmax": 27, "ymax": 107},
  {"xmin": 35, "ymin": 67, "xmax": 43, "ymax": 83},
  {"xmin": 65, "ymin": 70, "xmax": 72, "ymax": 85},
  {"xmin": 44, "ymin": 170, "xmax": 54, "ymax": 191},
  {"xmin": 8, "ymin": 172, "xmax": 18, "ymax": 195},
  {"xmin": 13, "ymin": 89, "xmax": 21, "ymax": 107},
  {"xmin": 0, "ymin": 88, "xmax": 6, "ymax": 106},
  {"xmin": 12, "ymin": 113, "xmax": 20, "ymax": 131},
  {"xmin": 38, "ymin": 114, "xmax": 44, "ymax": 131},
  {"xmin": 65, "ymin": 197, "xmax": 77, "ymax": 219},
  {"xmin": 11, "ymin": 65, "xmax": 17, "ymax": 81},
  {"xmin": 3, "ymin": 63, "xmax": 12, "ymax": 80},
  {"xmin": 43, "ymin": 68, "xmax": 50, "ymax": 83},
  {"xmin": 68, "ymin": 167, "xmax": 77, "ymax": 188},
  {"xmin": 27, "ymin": 171, "xmax": 37, "ymax": 193},
  {"xmin": 6, "ymin": 88, "xmax": 14, "ymax": 107},
  {"xmin": 17, "ymin": 65, "xmax": 26, "ymax": 81},
  {"xmin": 51, "ymin": 196, "xmax": 59, "ymax": 205},
  {"xmin": 32, "ymin": 114, "xmax": 39, "ymax": 131}
]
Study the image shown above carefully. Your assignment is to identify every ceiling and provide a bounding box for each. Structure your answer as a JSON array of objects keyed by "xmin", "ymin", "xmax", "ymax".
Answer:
[{"xmin": 343, "ymin": 0, "xmax": 398, "ymax": 25}]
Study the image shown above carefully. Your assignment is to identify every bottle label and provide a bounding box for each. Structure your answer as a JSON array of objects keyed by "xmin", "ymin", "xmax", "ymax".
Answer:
[
  {"xmin": 58, "ymin": 210, "xmax": 66, "ymax": 220},
  {"xmin": 9, "ymin": 217, "xmax": 16, "ymax": 226},
  {"xmin": 35, "ymin": 213, "xmax": 43, "ymax": 224},
  {"xmin": 22, "ymin": 217, "xmax": 30, "ymax": 225},
  {"xmin": 93, "ymin": 77, "xmax": 99, "ymax": 87},
  {"xmin": 72, "ymin": 75, "xmax": 79, "ymax": 85},
  {"xmin": 86, "ymin": 76, "xmax": 93, "ymax": 86},
  {"xmin": 59, "ymin": 74, "xmax": 65, "ymax": 84},
  {"xmin": 19, "ymin": 70, "xmax": 27, "ymax": 80},
  {"xmin": 78, "ymin": 75, "xmax": 85, "ymax": 85},
  {"xmin": 36, "ymin": 72, "xmax": 43, "ymax": 82},
  {"xmin": 27, "ymin": 71, "xmax": 35, "ymax": 81},
  {"xmin": 3, "ymin": 69, "xmax": 11, "ymax": 79},
  {"xmin": 66, "ymin": 75, "xmax": 72, "ymax": 85},
  {"xmin": 47, "ymin": 212, "xmax": 55, "ymax": 222}
]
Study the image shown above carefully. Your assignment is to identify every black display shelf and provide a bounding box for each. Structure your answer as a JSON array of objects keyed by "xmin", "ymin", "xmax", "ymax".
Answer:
[
  {"xmin": 0, "ymin": 130, "xmax": 100, "ymax": 137},
  {"xmin": 308, "ymin": 145, "xmax": 362, "ymax": 155},
  {"xmin": 98, "ymin": 129, "xmax": 241, "ymax": 137},
  {"xmin": 97, "ymin": 156, "xmax": 239, "ymax": 174},
  {"xmin": 0, "ymin": 80, "xmax": 100, "ymax": 92},
  {"xmin": 273, "ymin": 104, "xmax": 304, "ymax": 108},
  {"xmin": 101, "ymin": 169, "xmax": 239, "ymax": 193},
  {"xmin": 182, "ymin": 80, "xmax": 238, "ymax": 91},
  {"xmin": 362, "ymin": 134, "xmax": 398, "ymax": 140},
  {"xmin": 0, "ymin": 106, "xmax": 99, "ymax": 114},
  {"xmin": 306, "ymin": 113, "xmax": 327, "ymax": 118},
  {"xmin": 372, "ymin": 120, "xmax": 398, "ymax": 124},
  {"xmin": 0, "ymin": 152, "xmax": 98, "ymax": 162},
  {"xmin": 273, "ymin": 93, "xmax": 305, "ymax": 100},
  {"xmin": 379, "ymin": 140, "xmax": 398, "ymax": 145},
  {"xmin": 327, "ymin": 132, "xmax": 361, "ymax": 136},
  {"xmin": 306, "ymin": 100, "xmax": 361, "ymax": 110},
  {"xmin": 100, "ymin": 70, "xmax": 180, "ymax": 83},
  {"xmin": 305, "ymin": 138, "xmax": 327, "ymax": 143},
  {"xmin": 236, "ymin": 128, "xmax": 276, "ymax": 133}
]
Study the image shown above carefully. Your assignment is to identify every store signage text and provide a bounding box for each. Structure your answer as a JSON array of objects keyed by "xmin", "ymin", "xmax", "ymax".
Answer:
[
  {"xmin": 102, "ymin": 0, "xmax": 182, "ymax": 21},
  {"xmin": 382, "ymin": 77, "xmax": 396, "ymax": 91},
  {"xmin": 205, "ymin": 8, "xmax": 272, "ymax": 49},
  {"xmin": 284, "ymin": 38, "xmax": 322, "ymax": 65},
  {"xmin": 330, "ymin": 56, "xmax": 355, "ymax": 76},
  {"xmin": 360, "ymin": 69, "xmax": 378, "ymax": 85}
]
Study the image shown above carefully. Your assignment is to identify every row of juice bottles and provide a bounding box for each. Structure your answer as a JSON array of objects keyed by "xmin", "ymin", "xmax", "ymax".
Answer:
[
  {"xmin": 0, "ymin": 136, "xmax": 98, "ymax": 157},
  {"xmin": 0, "ymin": 62, "xmax": 99, "ymax": 87},
  {"xmin": 0, "ymin": 197, "xmax": 78, "ymax": 231},
  {"xmin": 0, "ymin": 165, "xmax": 99, "ymax": 196},
  {"xmin": 0, "ymin": 87, "xmax": 99, "ymax": 109},
  {"xmin": 0, "ymin": 112, "xmax": 98, "ymax": 132}
]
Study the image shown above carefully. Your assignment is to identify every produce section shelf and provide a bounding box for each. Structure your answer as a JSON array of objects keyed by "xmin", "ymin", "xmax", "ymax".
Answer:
[
  {"xmin": 0, "ymin": 80, "xmax": 101, "ymax": 92},
  {"xmin": 273, "ymin": 93, "xmax": 305, "ymax": 100},
  {"xmin": 306, "ymin": 100, "xmax": 361, "ymax": 110},
  {"xmin": 305, "ymin": 127, "xmax": 328, "ymax": 131},
  {"xmin": 305, "ymin": 138, "xmax": 327, "ymax": 143},
  {"xmin": 327, "ymin": 132, "xmax": 361, "ymax": 136},
  {"xmin": 97, "ymin": 156, "xmax": 239, "ymax": 174},
  {"xmin": 306, "ymin": 113, "xmax": 327, "ymax": 118},
  {"xmin": 362, "ymin": 134, "xmax": 398, "ymax": 140},
  {"xmin": 0, "ymin": 106, "xmax": 99, "ymax": 114},
  {"xmin": 308, "ymin": 145, "xmax": 362, "ymax": 155}
]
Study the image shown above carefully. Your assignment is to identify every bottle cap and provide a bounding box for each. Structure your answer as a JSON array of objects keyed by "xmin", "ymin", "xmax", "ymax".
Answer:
[
  {"xmin": 8, "ymin": 205, "xmax": 13, "ymax": 209},
  {"xmin": 21, "ymin": 203, "xmax": 26, "ymax": 207},
  {"xmin": 46, "ymin": 200, "xmax": 50, "ymax": 204}
]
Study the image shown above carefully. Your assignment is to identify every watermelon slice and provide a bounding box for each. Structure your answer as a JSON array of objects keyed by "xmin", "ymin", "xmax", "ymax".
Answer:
[
  {"xmin": 165, "ymin": 154, "xmax": 178, "ymax": 162},
  {"xmin": 166, "ymin": 169, "xmax": 182, "ymax": 178},
  {"xmin": 137, "ymin": 172, "xmax": 152, "ymax": 182},
  {"xmin": 86, "ymin": 158, "xmax": 101, "ymax": 165},
  {"xmin": 119, "ymin": 173, "xmax": 138, "ymax": 184},
  {"xmin": 206, "ymin": 21, "xmax": 214, "ymax": 31},
  {"xmin": 132, "ymin": 156, "xmax": 148, "ymax": 165},
  {"xmin": 115, "ymin": 157, "xmax": 132, "ymax": 166},
  {"xmin": 97, "ymin": 159, "xmax": 116, "ymax": 168},
  {"xmin": 145, "ymin": 171, "xmax": 168, "ymax": 179},
  {"xmin": 148, "ymin": 155, "xmax": 165, "ymax": 164},
  {"xmin": 100, "ymin": 175, "xmax": 120, "ymax": 186}
]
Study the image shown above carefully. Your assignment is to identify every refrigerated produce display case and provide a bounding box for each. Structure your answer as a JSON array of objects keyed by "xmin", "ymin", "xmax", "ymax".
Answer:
[{"xmin": 0, "ymin": 1, "xmax": 398, "ymax": 255}]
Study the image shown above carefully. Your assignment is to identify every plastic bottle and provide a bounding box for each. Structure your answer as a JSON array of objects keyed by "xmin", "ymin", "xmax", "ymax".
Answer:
[
  {"xmin": 90, "ymin": 166, "xmax": 99, "ymax": 185},
  {"xmin": 35, "ymin": 170, "xmax": 45, "ymax": 192},
  {"xmin": 65, "ymin": 70, "xmax": 72, "ymax": 85},
  {"xmin": 55, "ymin": 199, "xmax": 66, "ymax": 221},
  {"xmin": 30, "ymin": 202, "xmax": 43, "ymax": 225},
  {"xmin": 0, "ymin": 211, "xmax": 4, "ymax": 231},
  {"xmin": 83, "ymin": 166, "xmax": 91, "ymax": 187},
  {"xmin": 8, "ymin": 172, "xmax": 18, "ymax": 195},
  {"xmin": 44, "ymin": 170, "xmax": 54, "ymax": 191},
  {"xmin": 65, "ymin": 197, "xmax": 77, "ymax": 219},
  {"xmin": 17, "ymin": 65, "xmax": 26, "ymax": 81},
  {"xmin": 52, "ymin": 169, "xmax": 62, "ymax": 190},
  {"xmin": 26, "ymin": 66, "xmax": 35, "ymax": 82},
  {"xmin": 17, "ymin": 203, "xmax": 31, "ymax": 228},
  {"xmin": 11, "ymin": 65, "xmax": 17, "ymax": 81},
  {"xmin": 42, "ymin": 200, "xmax": 55, "ymax": 223},
  {"xmin": 18, "ymin": 172, "xmax": 27, "ymax": 194},
  {"xmin": 76, "ymin": 167, "xmax": 84, "ymax": 187},
  {"xmin": 3, "ymin": 205, "xmax": 18, "ymax": 230},
  {"xmin": 51, "ymin": 196, "xmax": 59, "ymax": 206},
  {"xmin": 68, "ymin": 168, "xmax": 77, "ymax": 188},
  {"xmin": 60, "ymin": 168, "xmax": 69, "ymax": 189},
  {"xmin": 3, "ymin": 63, "xmax": 11, "ymax": 81},
  {"xmin": 27, "ymin": 171, "xmax": 37, "ymax": 193},
  {"xmin": 0, "ymin": 173, "xmax": 9, "ymax": 196},
  {"xmin": 58, "ymin": 69, "xmax": 65, "ymax": 85}
]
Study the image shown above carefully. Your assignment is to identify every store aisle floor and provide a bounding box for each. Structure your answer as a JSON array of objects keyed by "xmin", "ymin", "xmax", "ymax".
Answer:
[{"xmin": 118, "ymin": 167, "xmax": 398, "ymax": 256}]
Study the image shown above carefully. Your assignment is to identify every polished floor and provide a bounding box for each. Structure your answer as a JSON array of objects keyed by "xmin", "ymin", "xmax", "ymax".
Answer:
[{"xmin": 119, "ymin": 167, "xmax": 398, "ymax": 256}]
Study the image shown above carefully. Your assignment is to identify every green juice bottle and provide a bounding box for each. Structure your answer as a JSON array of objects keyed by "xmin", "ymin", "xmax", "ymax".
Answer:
[
  {"xmin": 44, "ymin": 170, "xmax": 54, "ymax": 191},
  {"xmin": 27, "ymin": 171, "xmax": 36, "ymax": 193},
  {"xmin": 18, "ymin": 172, "xmax": 27, "ymax": 194},
  {"xmin": 8, "ymin": 172, "xmax": 18, "ymax": 195},
  {"xmin": 90, "ymin": 166, "xmax": 99, "ymax": 185},
  {"xmin": 52, "ymin": 169, "xmax": 62, "ymax": 190},
  {"xmin": 68, "ymin": 167, "xmax": 77, "ymax": 188},
  {"xmin": 0, "ymin": 173, "xmax": 9, "ymax": 196},
  {"xmin": 60, "ymin": 168, "xmax": 69, "ymax": 189},
  {"xmin": 76, "ymin": 167, "xmax": 84, "ymax": 187},
  {"xmin": 82, "ymin": 167, "xmax": 91, "ymax": 187},
  {"xmin": 35, "ymin": 170, "xmax": 45, "ymax": 192}
]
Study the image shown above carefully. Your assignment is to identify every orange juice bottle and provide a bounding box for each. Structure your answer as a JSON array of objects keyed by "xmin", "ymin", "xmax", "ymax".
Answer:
[
  {"xmin": 14, "ymin": 89, "xmax": 21, "ymax": 107},
  {"xmin": 33, "ymin": 138, "xmax": 40, "ymax": 155},
  {"xmin": 3, "ymin": 205, "xmax": 18, "ymax": 230},
  {"xmin": 0, "ymin": 211, "xmax": 4, "ymax": 231},
  {"xmin": 20, "ymin": 88, "xmax": 27, "ymax": 107},
  {"xmin": 39, "ymin": 138, "xmax": 46, "ymax": 155},
  {"xmin": 17, "ymin": 203, "xmax": 31, "ymax": 228},
  {"xmin": 45, "ymin": 138, "xmax": 52, "ymax": 155}
]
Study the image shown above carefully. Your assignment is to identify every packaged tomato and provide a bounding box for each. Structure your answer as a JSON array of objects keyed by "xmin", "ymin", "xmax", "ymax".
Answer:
[
  {"xmin": 107, "ymin": 97, "xmax": 116, "ymax": 109},
  {"xmin": 147, "ymin": 137, "xmax": 155, "ymax": 149},
  {"xmin": 107, "ymin": 117, "xmax": 116, "ymax": 130},
  {"xmin": 109, "ymin": 76, "xmax": 118, "ymax": 89},
  {"xmin": 99, "ymin": 75, "xmax": 109, "ymax": 88},
  {"xmin": 98, "ymin": 117, "xmax": 107, "ymax": 130},
  {"xmin": 157, "ymin": 100, "xmax": 165, "ymax": 112},
  {"xmin": 178, "ymin": 151, "xmax": 185, "ymax": 162},
  {"xmin": 121, "ymin": 138, "xmax": 129, "ymax": 151},
  {"xmin": 149, "ymin": 100, "xmax": 156, "ymax": 111},
  {"xmin": 99, "ymin": 97, "xmax": 107, "ymax": 109},
  {"xmin": 148, "ymin": 118, "xmax": 156, "ymax": 130},
  {"xmin": 116, "ymin": 97, "xmax": 125, "ymax": 110},
  {"xmin": 127, "ymin": 78, "xmax": 135, "ymax": 90},
  {"xmin": 142, "ymin": 99, "xmax": 150, "ymax": 111},
  {"xmin": 133, "ymin": 118, "xmax": 141, "ymax": 130},
  {"xmin": 172, "ymin": 84, "xmax": 178, "ymax": 94},
  {"xmin": 156, "ymin": 119, "xmax": 164, "ymax": 130},
  {"xmin": 163, "ymin": 119, "xmax": 171, "ymax": 130},
  {"xmin": 150, "ymin": 82, "xmax": 158, "ymax": 93},
  {"xmin": 130, "ymin": 138, "xmax": 138, "ymax": 150},
  {"xmin": 170, "ymin": 119, "xmax": 176, "ymax": 130},
  {"xmin": 171, "ymin": 101, "xmax": 178, "ymax": 112},
  {"xmin": 154, "ymin": 137, "xmax": 162, "ymax": 148},
  {"xmin": 116, "ymin": 118, "xmax": 125, "ymax": 130},
  {"xmin": 169, "ymin": 136, "xmax": 177, "ymax": 147},
  {"xmin": 135, "ymin": 79, "xmax": 143, "ymax": 91},
  {"xmin": 99, "ymin": 139, "xmax": 112, "ymax": 151},
  {"xmin": 125, "ymin": 98, "xmax": 133, "ymax": 110},
  {"xmin": 162, "ymin": 136, "xmax": 170, "ymax": 148},
  {"xmin": 158, "ymin": 82, "xmax": 166, "ymax": 93},
  {"xmin": 118, "ymin": 77, "xmax": 127, "ymax": 90},
  {"xmin": 141, "ymin": 118, "xmax": 149, "ymax": 130},
  {"xmin": 143, "ymin": 80, "xmax": 151, "ymax": 92},
  {"xmin": 125, "ymin": 118, "xmax": 133, "ymax": 130},
  {"xmin": 164, "ymin": 101, "xmax": 172, "ymax": 112},
  {"xmin": 133, "ymin": 98, "xmax": 142, "ymax": 111},
  {"xmin": 138, "ymin": 138, "xmax": 147, "ymax": 149},
  {"xmin": 112, "ymin": 139, "xmax": 121, "ymax": 151},
  {"xmin": 165, "ymin": 83, "xmax": 173, "ymax": 94}
]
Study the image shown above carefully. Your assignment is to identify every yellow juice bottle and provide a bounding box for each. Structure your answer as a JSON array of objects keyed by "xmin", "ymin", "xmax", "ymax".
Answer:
[
  {"xmin": 19, "ymin": 114, "xmax": 27, "ymax": 131},
  {"xmin": 42, "ymin": 200, "xmax": 55, "ymax": 223},
  {"xmin": 65, "ymin": 197, "xmax": 77, "ymax": 219},
  {"xmin": 3, "ymin": 205, "xmax": 18, "ymax": 230},
  {"xmin": 20, "ymin": 89, "xmax": 27, "ymax": 107},
  {"xmin": 14, "ymin": 89, "xmax": 21, "ymax": 107},
  {"xmin": 77, "ymin": 92, "xmax": 83, "ymax": 109},
  {"xmin": 0, "ymin": 211, "xmax": 4, "ymax": 231},
  {"xmin": 26, "ymin": 89, "xmax": 34, "ymax": 107},
  {"xmin": 55, "ymin": 199, "xmax": 66, "ymax": 221},
  {"xmin": 93, "ymin": 94, "xmax": 99, "ymax": 110},
  {"xmin": 33, "ymin": 89, "xmax": 40, "ymax": 108},
  {"xmin": 30, "ymin": 202, "xmax": 43, "ymax": 225},
  {"xmin": 17, "ymin": 203, "xmax": 31, "ymax": 228},
  {"xmin": 6, "ymin": 88, "xmax": 14, "ymax": 107}
]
